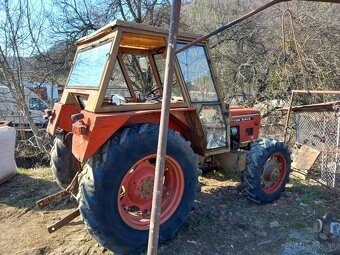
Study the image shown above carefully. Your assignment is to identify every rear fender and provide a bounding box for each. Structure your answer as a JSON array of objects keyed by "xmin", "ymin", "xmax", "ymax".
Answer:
[
  {"xmin": 47, "ymin": 103, "xmax": 79, "ymax": 135},
  {"xmin": 72, "ymin": 108, "xmax": 207, "ymax": 163}
]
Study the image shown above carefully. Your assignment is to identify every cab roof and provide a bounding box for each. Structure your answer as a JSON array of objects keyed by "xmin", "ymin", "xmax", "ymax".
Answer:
[{"xmin": 76, "ymin": 20, "xmax": 204, "ymax": 46}]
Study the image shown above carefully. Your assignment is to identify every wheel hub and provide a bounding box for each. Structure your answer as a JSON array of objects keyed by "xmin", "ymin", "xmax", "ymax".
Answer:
[
  {"xmin": 137, "ymin": 177, "xmax": 154, "ymax": 199},
  {"xmin": 262, "ymin": 156, "xmax": 281, "ymax": 189}
]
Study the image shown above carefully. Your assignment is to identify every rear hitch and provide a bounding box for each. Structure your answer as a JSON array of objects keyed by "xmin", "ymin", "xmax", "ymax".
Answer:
[
  {"xmin": 36, "ymin": 172, "xmax": 80, "ymax": 233},
  {"xmin": 47, "ymin": 209, "xmax": 80, "ymax": 233},
  {"xmin": 36, "ymin": 190, "xmax": 70, "ymax": 209}
]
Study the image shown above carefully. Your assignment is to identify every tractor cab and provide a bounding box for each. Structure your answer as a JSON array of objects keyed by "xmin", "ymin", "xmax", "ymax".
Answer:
[{"xmin": 47, "ymin": 20, "xmax": 240, "ymax": 161}]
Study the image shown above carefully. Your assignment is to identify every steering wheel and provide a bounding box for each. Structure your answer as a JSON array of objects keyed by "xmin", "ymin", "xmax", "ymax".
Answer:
[{"xmin": 146, "ymin": 86, "xmax": 162, "ymax": 98}]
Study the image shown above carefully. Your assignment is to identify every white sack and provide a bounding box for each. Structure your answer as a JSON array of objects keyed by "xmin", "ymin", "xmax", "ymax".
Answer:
[{"xmin": 0, "ymin": 126, "xmax": 17, "ymax": 184}]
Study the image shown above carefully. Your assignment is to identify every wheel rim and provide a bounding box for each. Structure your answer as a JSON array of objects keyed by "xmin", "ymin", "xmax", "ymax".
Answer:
[
  {"xmin": 261, "ymin": 153, "xmax": 287, "ymax": 194},
  {"xmin": 118, "ymin": 154, "xmax": 184, "ymax": 230}
]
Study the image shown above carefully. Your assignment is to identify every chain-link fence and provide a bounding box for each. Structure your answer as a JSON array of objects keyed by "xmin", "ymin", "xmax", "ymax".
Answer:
[{"xmin": 295, "ymin": 109, "xmax": 339, "ymax": 187}]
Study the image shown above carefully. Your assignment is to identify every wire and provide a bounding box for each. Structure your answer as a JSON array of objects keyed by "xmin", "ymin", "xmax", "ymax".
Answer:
[{"xmin": 281, "ymin": 9, "xmax": 310, "ymax": 93}]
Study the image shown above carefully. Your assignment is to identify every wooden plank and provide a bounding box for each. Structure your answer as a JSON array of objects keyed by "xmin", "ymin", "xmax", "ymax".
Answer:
[
  {"xmin": 77, "ymin": 33, "xmax": 116, "ymax": 50},
  {"xmin": 120, "ymin": 33, "xmax": 166, "ymax": 50},
  {"xmin": 291, "ymin": 144, "xmax": 321, "ymax": 179},
  {"xmin": 62, "ymin": 88, "xmax": 99, "ymax": 95},
  {"xmin": 279, "ymin": 101, "xmax": 340, "ymax": 112},
  {"xmin": 119, "ymin": 47, "xmax": 153, "ymax": 55}
]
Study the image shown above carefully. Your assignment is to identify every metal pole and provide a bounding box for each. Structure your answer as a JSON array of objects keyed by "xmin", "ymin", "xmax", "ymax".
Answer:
[
  {"xmin": 147, "ymin": 1, "xmax": 181, "ymax": 255},
  {"xmin": 291, "ymin": 89, "xmax": 340, "ymax": 94},
  {"xmin": 283, "ymin": 91, "xmax": 294, "ymax": 143}
]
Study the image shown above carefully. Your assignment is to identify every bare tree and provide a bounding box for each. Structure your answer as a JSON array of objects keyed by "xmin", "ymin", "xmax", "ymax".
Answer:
[
  {"xmin": 0, "ymin": 0, "xmax": 47, "ymax": 150},
  {"xmin": 50, "ymin": 0, "xmax": 172, "ymax": 42},
  {"xmin": 181, "ymin": 0, "xmax": 339, "ymax": 108},
  {"xmin": 112, "ymin": 0, "xmax": 172, "ymax": 25}
]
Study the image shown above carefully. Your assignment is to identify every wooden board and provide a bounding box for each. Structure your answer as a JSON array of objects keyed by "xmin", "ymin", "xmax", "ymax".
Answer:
[
  {"xmin": 291, "ymin": 144, "xmax": 321, "ymax": 178},
  {"xmin": 120, "ymin": 33, "xmax": 166, "ymax": 50}
]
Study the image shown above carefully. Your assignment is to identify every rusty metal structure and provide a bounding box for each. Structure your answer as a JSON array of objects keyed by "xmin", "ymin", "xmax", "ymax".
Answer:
[{"xmin": 284, "ymin": 90, "xmax": 340, "ymax": 187}]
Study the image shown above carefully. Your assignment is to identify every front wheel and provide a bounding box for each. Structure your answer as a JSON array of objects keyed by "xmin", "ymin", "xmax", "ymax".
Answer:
[
  {"xmin": 77, "ymin": 124, "xmax": 199, "ymax": 254},
  {"xmin": 243, "ymin": 138, "xmax": 291, "ymax": 204}
]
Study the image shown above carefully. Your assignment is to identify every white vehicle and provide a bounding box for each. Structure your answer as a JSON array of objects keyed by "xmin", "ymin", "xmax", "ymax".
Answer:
[{"xmin": 0, "ymin": 85, "xmax": 48, "ymax": 127}]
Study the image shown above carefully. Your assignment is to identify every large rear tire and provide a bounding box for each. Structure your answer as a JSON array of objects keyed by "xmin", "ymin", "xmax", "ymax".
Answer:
[
  {"xmin": 243, "ymin": 138, "xmax": 291, "ymax": 204},
  {"xmin": 77, "ymin": 124, "xmax": 199, "ymax": 254},
  {"xmin": 50, "ymin": 134, "xmax": 80, "ymax": 189}
]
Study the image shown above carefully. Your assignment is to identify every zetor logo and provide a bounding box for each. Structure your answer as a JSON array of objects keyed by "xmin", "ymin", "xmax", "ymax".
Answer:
[{"xmin": 233, "ymin": 117, "xmax": 253, "ymax": 122}]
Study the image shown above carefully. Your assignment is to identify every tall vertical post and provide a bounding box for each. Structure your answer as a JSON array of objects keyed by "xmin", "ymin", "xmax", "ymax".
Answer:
[
  {"xmin": 283, "ymin": 91, "xmax": 294, "ymax": 143},
  {"xmin": 147, "ymin": 1, "xmax": 181, "ymax": 254}
]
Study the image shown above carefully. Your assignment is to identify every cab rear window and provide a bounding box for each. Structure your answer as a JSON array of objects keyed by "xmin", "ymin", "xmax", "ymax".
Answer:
[{"xmin": 67, "ymin": 41, "xmax": 112, "ymax": 88}]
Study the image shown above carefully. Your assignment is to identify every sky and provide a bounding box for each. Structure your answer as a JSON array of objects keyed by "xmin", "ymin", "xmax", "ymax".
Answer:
[{"xmin": 0, "ymin": 0, "xmax": 58, "ymax": 56}]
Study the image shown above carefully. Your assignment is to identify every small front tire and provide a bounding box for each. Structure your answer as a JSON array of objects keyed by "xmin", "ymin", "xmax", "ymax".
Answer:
[{"xmin": 243, "ymin": 138, "xmax": 291, "ymax": 204}]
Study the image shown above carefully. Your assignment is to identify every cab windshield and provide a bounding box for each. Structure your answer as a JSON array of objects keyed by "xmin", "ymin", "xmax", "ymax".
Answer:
[{"xmin": 67, "ymin": 41, "xmax": 112, "ymax": 88}]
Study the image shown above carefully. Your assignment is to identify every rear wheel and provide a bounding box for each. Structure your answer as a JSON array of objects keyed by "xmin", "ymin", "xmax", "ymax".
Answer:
[
  {"xmin": 243, "ymin": 138, "xmax": 291, "ymax": 204},
  {"xmin": 50, "ymin": 134, "xmax": 80, "ymax": 189},
  {"xmin": 77, "ymin": 124, "xmax": 199, "ymax": 254}
]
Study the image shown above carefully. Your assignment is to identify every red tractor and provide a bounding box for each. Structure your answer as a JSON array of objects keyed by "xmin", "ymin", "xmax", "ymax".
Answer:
[{"xmin": 44, "ymin": 20, "xmax": 291, "ymax": 253}]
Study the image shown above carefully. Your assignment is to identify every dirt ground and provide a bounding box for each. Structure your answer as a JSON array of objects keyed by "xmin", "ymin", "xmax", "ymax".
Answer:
[{"xmin": 0, "ymin": 167, "xmax": 340, "ymax": 255}]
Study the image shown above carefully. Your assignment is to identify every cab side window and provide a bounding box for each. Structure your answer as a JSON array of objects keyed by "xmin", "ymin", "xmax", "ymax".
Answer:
[
  {"xmin": 122, "ymin": 54, "xmax": 159, "ymax": 99},
  {"xmin": 105, "ymin": 60, "xmax": 131, "ymax": 99}
]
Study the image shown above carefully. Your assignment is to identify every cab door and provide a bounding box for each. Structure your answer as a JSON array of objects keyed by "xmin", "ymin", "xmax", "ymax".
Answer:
[{"xmin": 176, "ymin": 42, "xmax": 228, "ymax": 152}]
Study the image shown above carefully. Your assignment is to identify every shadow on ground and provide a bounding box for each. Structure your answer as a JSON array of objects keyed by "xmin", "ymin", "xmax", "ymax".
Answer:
[
  {"xmin": 159, "ymin": 171, "xmax": 340, "ymax": 255},
  {"xmin": 0, "ymin": 170, "xmax": 77, "ymax": 211}
]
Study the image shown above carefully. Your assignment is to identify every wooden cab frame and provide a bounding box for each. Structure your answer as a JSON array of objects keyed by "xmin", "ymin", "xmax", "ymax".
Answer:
[{"xmin": 56, "ymin": 20, "xmax": 231, "ymax": 158}]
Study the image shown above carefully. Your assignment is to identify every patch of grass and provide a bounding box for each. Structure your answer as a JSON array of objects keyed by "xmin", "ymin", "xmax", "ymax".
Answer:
[
  {"xmin": 17, "ymin": 168, "xmax": 31, "ymax": 176},
  {"xmin": 205, "ymin": 169, "xmax": 240, "ymax": 182},
  {"xmin": 0, "ymin": 167, "xmax": 55, "ymax": 208},
  {"xmin": 300, "ymin": 189, "xmax": 322, "ymax": 206},
  {"xmin": 290, "ymin": 174, "xmax": 304, "ymax": 181},
  {"xmin": 288, "ymin": 185, "xmax": 304, "ymax": 193},
  {"xmin": 291, "ymin": 222, "xmax": 306, "ymax": 229}
]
